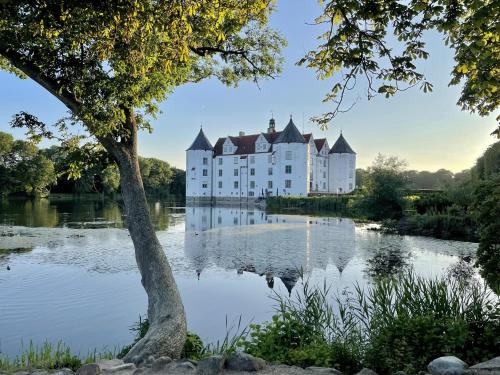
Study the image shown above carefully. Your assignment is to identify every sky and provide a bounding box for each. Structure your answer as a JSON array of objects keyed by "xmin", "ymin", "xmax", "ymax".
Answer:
[{"xmin": 0, "ymin": 1, "xmax": 497, "ymax": 173}]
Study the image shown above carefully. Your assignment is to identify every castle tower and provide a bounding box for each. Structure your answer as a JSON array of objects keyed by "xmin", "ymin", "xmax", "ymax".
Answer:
[
  {"xmin": 273, "ymin": 117, "xmax": 309, "ymax": 196},
  {"xmin": 328, "ymin": 133, "xmax": 356, "ymax": 194},
  {"xmin": 186, "ymin": 128, "xmax": 214, "ymax": 201}
]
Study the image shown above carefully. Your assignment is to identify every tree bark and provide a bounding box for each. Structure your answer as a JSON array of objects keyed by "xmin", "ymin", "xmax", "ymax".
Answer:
[{"xmin": 102, "ymin": 111, "xmax": 186, "ymax": 364}]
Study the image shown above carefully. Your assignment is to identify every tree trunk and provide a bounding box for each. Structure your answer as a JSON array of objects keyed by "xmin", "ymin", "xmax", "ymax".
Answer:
[{"xmin": 103, "ymin": 113, "xmax": 186, "ymax": 364}]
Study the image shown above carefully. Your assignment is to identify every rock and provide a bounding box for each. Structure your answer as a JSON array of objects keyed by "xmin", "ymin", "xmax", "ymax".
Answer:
[
  {"xmin": 306, "ymin": 367, "xmax": 343, "ymax": 374},
  {"xmin": 225, "ymin": 352, "xmax": 266, "ymax": 372},
  {"xmin": 172, "ymin": 361, "xmax": 196, "ymax": 371},
  {"xmin": 131, "ymin": 369, "xmax": 144, "ymax": 375},
  {"xmin": 428, "ymin": 357, "xmax": 468, "ymax": 375},
  {"xmin": 196, "ymin": 355, "xmax": 225, "ymax": 375},
  {"xmin": 468, "ymin": 357, "xmax": 500, "ymax": 375},
  {"xmin": 393, "ymin": 372, "xmax": 406, "ymax": 375},
  {"xmin": 355, "ymin": 369, "xmax": 378, "ymax": 375},
  {"xmin": 98, "ymin": 360, "xmax": 125, "ymax": 371},
  {"xmin": 151, "ymin": 356, "xmax": 172, "ymax": 372},
  {"xmin": 52, "ymin": 369, "xmax": 75, "ymax": 375},
  {"xmin": 77, "ymin": 364, "xmax": 101, "ymax": 375},
  {"xmin": 103, "ymin": 364, "xmax": 136, "ymax": 373}
]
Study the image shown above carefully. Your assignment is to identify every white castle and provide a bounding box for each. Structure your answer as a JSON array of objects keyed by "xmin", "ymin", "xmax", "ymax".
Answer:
[{"xmin": 186, "ymin": 117, "xmax": 356, "ymax": 203}]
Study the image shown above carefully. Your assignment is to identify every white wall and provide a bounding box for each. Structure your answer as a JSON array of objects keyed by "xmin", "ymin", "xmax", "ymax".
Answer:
[
  {"xmin": 186, "ymin": 150, "xmax": 214, "ymax": 197},
  {"xmin": 273, "ymin": 142, "xmax": 309, "ymax": 196},
  {"xmin": 328, "ymin": 153, "xmax": 356, "ymax": 193}
]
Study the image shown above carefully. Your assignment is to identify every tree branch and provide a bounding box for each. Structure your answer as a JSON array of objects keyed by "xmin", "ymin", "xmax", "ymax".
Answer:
[{"xmin": 0, "ymin": 44, "xmax": 81, "ymax": 114}]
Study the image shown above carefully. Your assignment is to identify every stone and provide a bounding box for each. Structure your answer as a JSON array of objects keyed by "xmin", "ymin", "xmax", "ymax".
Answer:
[
  {"xmin": 172, "ymin": 361, "xmax": 196, "ymax": 371},
  {"xmin": 131, "ymin": 369, "xmax": 144, "ymax": 375},
  {"xmin": 428, "ymin": 356, "xmax": 468, "ymax": 375},
  {"xmin": 196, "ymin": 355, "xmax": 225, "ymax": 375},
  {"xmin": 306, "ymin": 367, "xmax": 342, "ymax": 374},
  {"xmin": 98, "ymin": 360, "xmax": 125, "ymax": 371},
  {"xmin": 52, "ymin": 369, "xmax": 75, "ymax": 375},
  {"xmin": 355, "ymin": 369, "xmax": 378, "ymax": 375},
  {"xmin": 103, "ymin": 364, "xmax": 136, "ymax": 373},
  {"xmin": 468, "ymin": 357, "xmax": 500, "ymax": 375},
  {"xmin": 225, "ymin": 352, "xmax": 266, "ymax": 372},
  {"xmin": 151, "ymin": 356, "xmax": 172, "ymax": 372},
  {"xmin": 77, "ymin": 364, "xmax": 101, "ymax": 375},
  {"xmin": 393, "ymin": 372, "xmax": 406, "ymax": 375}
]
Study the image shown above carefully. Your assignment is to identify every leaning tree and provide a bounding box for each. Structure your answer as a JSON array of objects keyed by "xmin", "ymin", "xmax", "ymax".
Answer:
[
  {"xmin": 0, "ymin": 0, "xmax": 284, "ymax": 362},
  {"xmin": 300, "ymin": 0, "xmax": 499, "ymax": 129}
]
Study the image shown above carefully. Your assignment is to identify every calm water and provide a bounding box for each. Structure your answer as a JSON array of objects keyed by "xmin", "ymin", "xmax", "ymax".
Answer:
[{"xmin": 0, "ymin": 197, "xmax": 478, "ymax": 357}]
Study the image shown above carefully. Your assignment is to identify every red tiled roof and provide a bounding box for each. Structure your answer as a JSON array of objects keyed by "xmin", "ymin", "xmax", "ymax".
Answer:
[
  {"xmin": 303, "ymin": 133, "xmax": 312, "ymax": 143},
  {"xmin": 214, "ymin": 133, "xmax": 278, "ymax": 156},
  {"xmin": 314, "ymin": 138, "xmax": 326, "ymax": 152}
]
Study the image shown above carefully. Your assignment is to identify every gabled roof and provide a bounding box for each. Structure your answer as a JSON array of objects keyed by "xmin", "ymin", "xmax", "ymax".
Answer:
[
  {"xmin": 274, "ymin": 119, "xmax": 306, "ymax": 144},
  {"xmin": 187, "ymin": 128, "xmax": 213, "ymax": 151},
  {"xmin": 329, "ymin": 133, "xmax": 355, "ymax": 154},
  {"xmin": 303, "ymin": 133, "xmax": 313, "ymax": 143},
  {"xmin": 314, "ymin": 138, "xmax": 327, "ymax": 152}
]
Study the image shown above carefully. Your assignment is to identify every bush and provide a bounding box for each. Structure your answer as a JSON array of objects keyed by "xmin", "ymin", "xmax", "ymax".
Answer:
[{"xmin": 241, "ymin": 272, "xmax": 499, "ymax": 375}]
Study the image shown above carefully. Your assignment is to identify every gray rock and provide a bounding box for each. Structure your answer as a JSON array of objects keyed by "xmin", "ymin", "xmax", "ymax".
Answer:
[
  {"xmin": 468, "ymin": 357, "xmax": 500, "ymax": 375},
  {"xmin": 102, "ymin": 364, "xmax": 135, "ymax": 373},
  {"xmin": 77, "ymin": 364, "xmax": 101, "ymax": 375},
  {"xmin": 52, "ymin": 369, "xmax": 74, "ymax": 375},
  {"xmin": 306, "ymin": 367, "xmax": 342, "ymax": 374},
  {"xmin": 428, "ymin": 356, "xmax": 468, "ymax": 375},
  {"xmin": 131, "ymin": 369, "xmax": 144, "ymax": 375},
  {"xmin": 12, "ymin": 371, "xmax": 30, "ymax": 375},
  {"xmin": 170, "ymin": 360, "xmax": 196, "ymax": 374},
  {"xmin": 355, "ymin": 369, "xmax": 378, "ymax": 375},
  {"xmin": 225, "ymin": 352, "xmax": 266, "ymax": 372},
  {"xmin": 98, "ymin": 360, "xmax": 125, "ymax": 371},
  {"xmin": 393, "ymin": 372, "xmax": 406, "ymax": 375},
  {"xmin": 151, "ymin": 356, "xmax": 172, "ymax": 372},
  {"xmin": 197, "ymin": 355, "xmax": 225, "ymax": 375}
]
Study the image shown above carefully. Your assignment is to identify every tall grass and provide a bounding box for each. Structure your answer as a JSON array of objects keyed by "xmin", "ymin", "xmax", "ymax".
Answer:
[
  {"xmin": 0, "ymin": 341, "xmax": 115, "ymax": 373},
  {"xmin": 266, "ymin": 196, "xmax": 354, "ymax": 213},
  {"xmin": 241, "ymin": 271, "xmax": 499, "ymax": 375}
]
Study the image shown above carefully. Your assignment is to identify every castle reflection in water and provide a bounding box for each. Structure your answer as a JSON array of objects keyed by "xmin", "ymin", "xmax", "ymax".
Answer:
[{"xmin": 184, "ymin": 205, "xmax": 357, "ymax": 294}]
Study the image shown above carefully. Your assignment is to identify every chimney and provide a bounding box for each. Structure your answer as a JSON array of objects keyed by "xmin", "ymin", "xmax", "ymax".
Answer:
[{"xmin": 239, "ymin": 131, "xmax": 245, "ymax": 137}]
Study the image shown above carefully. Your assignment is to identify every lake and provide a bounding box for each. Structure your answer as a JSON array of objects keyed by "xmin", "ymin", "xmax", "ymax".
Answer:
[{"xmin": 0, "ymin": 196, "xmax": 479, "ymax": 358}]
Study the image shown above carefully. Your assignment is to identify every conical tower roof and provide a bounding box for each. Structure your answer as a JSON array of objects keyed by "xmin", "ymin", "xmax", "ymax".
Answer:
[
  {"xmin": 187, "ymin": 128, "xmax": 213, "ymax": 151},
  {"xmin": 274, "ymin": 118, "xmax": 306, "ymax": 144},
  {"xmin": 329, "ymin": 133, "xmax": 355, "ymax": 154}
]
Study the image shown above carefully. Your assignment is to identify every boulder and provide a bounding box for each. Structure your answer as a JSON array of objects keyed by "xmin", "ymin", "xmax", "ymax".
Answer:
[
  {"xmin": 52, "ymin": 369, "xmax": 74, "ymax": 375},
  {"xmin": 77, "ymin": 364, "xmax": 101, "ymax": 375},
  {"xmin": 468, "ymin": 357, "xmax": 500, "ymax": 375},
  {"xmin": 171, "ymin": 361, "xmax": 196, "ymax": 371},
  {"xmin": 102, "ymin": 364, "xmax": 135, "ymax": 374},
  {"xmin": 428, "ymin": 356, "xmax": 468, "ymax": 375},
  {"xmin": 196, "ymin": 355, "xmax": 225, "ymax": 375},
  {"xmin": 225, "ymin": 352, "xmax": 266, "ymax": 372},
  {"xmin": 151, "ymin": 356, "xmax": 172, "ymax": 372}
]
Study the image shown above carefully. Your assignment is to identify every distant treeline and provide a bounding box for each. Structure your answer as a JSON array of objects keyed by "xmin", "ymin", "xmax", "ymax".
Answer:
[{"xmin": 0, "ymin": 131, "xmax": 185, "ymax": 199}]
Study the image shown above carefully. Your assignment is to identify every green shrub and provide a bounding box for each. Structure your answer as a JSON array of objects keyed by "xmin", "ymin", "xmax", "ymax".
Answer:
[
  {"xmin": 181, "ymin": 332, "xmax": 204, "ymax": 359},
  {"xmin": 241, "ymin": 272, "xmax": 499, "ymax": 375}
]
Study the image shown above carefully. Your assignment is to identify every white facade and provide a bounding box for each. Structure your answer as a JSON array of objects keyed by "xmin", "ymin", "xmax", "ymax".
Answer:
[{"xmin": 186, "ymin": 118, "xmax": 356, "ymax": 201}]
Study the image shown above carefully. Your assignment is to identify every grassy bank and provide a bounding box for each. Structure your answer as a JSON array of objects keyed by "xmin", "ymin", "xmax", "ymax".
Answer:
[{"xmin": 266, "ymin": 195, "xmax": 357, "ymax": 215}]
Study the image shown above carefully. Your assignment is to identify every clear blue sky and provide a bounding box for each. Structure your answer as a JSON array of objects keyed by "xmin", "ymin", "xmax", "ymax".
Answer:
[{"xmin": 0, "ymin": 1, "xmax": 497, "ymax": 172}]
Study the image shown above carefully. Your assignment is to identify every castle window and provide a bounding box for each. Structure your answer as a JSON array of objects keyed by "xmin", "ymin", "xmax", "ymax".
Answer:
[
  {"xmin": 349, "ymin": 159, "xmax": 354, "ymax": 168},
  {"xmin": 203, "ymin": 169, "xmax": 208, "ymax": 176},
  {"xmin": 250, "ymin": 168, "xmax": 255, "ymax": 176},
  {"xmin": 234, "ymin": 169, "xmax": 238, "ymax": 176},
  {"xmin": 285, "ymin": 180, "xmax": 292, "ymax": 188},
  {"xmin": 218, "ymin": 169, "xmax": 222, "ymax": 177},
  {"xmin": 234, "ymin": 181, "xmax": 239, "ymax": 189},
  {"xmin": 218, "ymin": 158, "xmax": 223, "ymax": 165},
  {"xmin": 218, "ymin": 181, "xmax": 222, "ymax": 188},
  {"xmin": 285, "ymin": 151, "xmax": 292, "ymax": 160},
  {"xmin": 203, "ymin": 157, "xmax": 208, "ymax": 165},
  {"xmin": 285, "ymin": 165, "xmax": 292, "ymax": 174},
  {"xmin": 234, "ymin": 157, "xmax": 238, "ymax": 164},
  {"xmin": 268, "ymin": 167, "xmax": 273, "ymax": 176},
  {"xmin": 323, "ymin": 171, "xmax": 326, "ymax": 178},
  {"xmin": 323, "ymin": 160, "xmax": 327, "ymax": 167},
  {"xmin": 202, "ymin": 183, "xmax": 208, "ymax": 188},
  {"xmin": 268, "ymin": 181, "xmax": 273, "ymax": 189},
  {"xmin": 349, "ymin": 183, "xmax": 353, "ymax": 190},
  {"xmin": 218, "ymin": 216, "xmax": 222, "ymax": 224},
  {"xmin": 249, "ymin": 191, "xmax": 254, "ymax": 197},
  {"xmin": 349, "ymin": 170, "xmax": 353, "ymax": 178},
  {"xmin": 250, "ymin": 181, "xmax": 255, "ymax": 189},
  {"xmin": 268, "ymin": 155, "xmax": 272, "ymax": 163},
  {"xmin": 323, "ymin": 182, "xmax": 326, "ymax": 189},
  {"xmin": 250, "ymin": 156, "xmax": 255, "ymax": 164}
]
